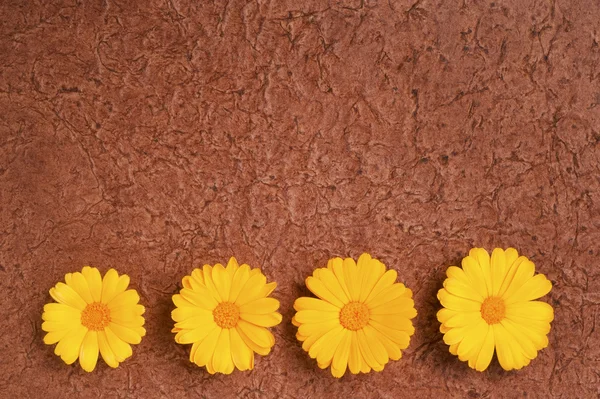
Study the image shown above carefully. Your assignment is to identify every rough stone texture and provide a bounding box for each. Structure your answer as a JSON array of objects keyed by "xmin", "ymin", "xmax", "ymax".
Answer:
[{"xmin": 1, "ymin": 0, "xmax": 599, "ymax": 398}]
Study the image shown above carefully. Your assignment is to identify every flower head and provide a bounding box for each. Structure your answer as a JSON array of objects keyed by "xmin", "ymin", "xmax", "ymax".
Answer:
[
  {"xmin": 437, "ymin": 248, "xmax": 554, "ymax": 371},
  {"xmin": 172, "ymin": 257, "xmax": 282, "ymax": 374},
  {"xmin": 42, "ymin": 267, "xmax": 146, "ymax": 372},
  {"xmin": 292, "ymin": 253, "xmax": 417, "ymax": 378}
]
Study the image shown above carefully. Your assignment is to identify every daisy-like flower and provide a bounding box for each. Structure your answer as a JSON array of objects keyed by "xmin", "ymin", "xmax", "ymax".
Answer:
[
  {"xmin": 172, "ymin": 257, "xmax": 282, "ymax": 374},
  {"xmin": 437, "ymin": 247, "xmax": 554, "ymax": 371},
  {"xmin": 42, "ymin": 267, "xmax": 146, "ymax": 372},
  {"xmin": 292, "ymin": 253, "xmax": 417, "ymax": 378}
]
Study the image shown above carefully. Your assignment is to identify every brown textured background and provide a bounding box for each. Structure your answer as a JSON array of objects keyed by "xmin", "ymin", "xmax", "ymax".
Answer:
[{"xmin": 1, "ymin": 0, "xmax": 599, "ymax": 398}]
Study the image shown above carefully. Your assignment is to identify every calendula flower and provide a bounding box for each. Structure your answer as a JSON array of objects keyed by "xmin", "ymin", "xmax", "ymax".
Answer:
[
  {"xmin": 437, "ymin": 248, "xmax": 554, "ymax": 371},
  {"xmin": 172, "ymin": 257, "xmax": 282, "ymax": 374},
  {"xmin": 42, "ymin": 267, "xmax": 146, "ymax": 372},
  {"xmin": 292, "ymin": 253, "xmax": 417, "ymax": 378}
]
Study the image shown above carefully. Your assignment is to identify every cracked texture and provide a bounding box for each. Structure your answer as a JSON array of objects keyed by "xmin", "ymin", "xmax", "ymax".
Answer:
[{"xmin": 1, "ymin": 0, "xmax": 599, "ymax": 398}]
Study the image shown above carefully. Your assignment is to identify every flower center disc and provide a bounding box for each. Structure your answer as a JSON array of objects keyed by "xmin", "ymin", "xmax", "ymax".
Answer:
[
  {"xmin": 81, "ymin": 302, "xmax": 112, "ymax": 331},
  {"xmin": 213, "ymin": 302, "xmax": 240, "ymax": 329},
  {"xmin": 339, "ymin": 302, "xmax": 370, "ymax": 331},
  {"xmin": 480, "ymin": 296, "xmax": 506, "ymax": 325}
]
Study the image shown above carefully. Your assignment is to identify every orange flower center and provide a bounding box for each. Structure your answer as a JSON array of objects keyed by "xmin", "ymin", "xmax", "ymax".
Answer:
[
  {"xmin": 480, "ymin": 296, "xmax": 506, "ymax": 325},
  {"xmin": 213, "ymin": 302, "xmax": 240, "ymax": 329},
  {"xmin": 339, "ymin": 302, "xmax": 370, "ymax": 331},
  {"xmin": 81, "ymin": 302, "xmax": 111, "ymax": 331}
]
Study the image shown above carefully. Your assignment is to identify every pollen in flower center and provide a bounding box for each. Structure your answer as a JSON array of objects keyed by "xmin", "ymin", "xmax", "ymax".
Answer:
[
  {"xmin": 339, "ymin": 302, "xmax": 370, "ymax": 331},
  {"xmin": 213, "ymin": 302, "xmax": 240, "ymax": 329},
  {"xmin": 81, "ymin": 302, "xmax": 112, "ymax": 331},
  {"xmin": 480, "ymin": 296, "xmax": 506, "ymax": 325}
]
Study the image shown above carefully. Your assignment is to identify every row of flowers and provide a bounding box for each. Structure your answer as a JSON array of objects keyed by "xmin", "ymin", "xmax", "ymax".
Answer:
[{"xmin": 42, "ymin": 248, "xmax": 554, "ymax": 377}]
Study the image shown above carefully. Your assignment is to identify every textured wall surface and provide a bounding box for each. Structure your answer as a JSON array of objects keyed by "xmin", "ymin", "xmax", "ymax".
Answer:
[{"xmin": 1, "ymin": 0, "xmax": 599, "ymax": 398}]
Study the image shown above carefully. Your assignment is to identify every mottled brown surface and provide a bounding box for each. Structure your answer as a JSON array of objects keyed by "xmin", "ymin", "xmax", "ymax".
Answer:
[{"xmin": 1, "ymin": 0, "xmax": 599, "ymax": 398}]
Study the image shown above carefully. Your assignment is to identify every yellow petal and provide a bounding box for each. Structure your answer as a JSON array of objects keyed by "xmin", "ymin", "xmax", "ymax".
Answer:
[
  {"xmin": 461, "ymin": 255, "xmax": 489, "ymax": 298},
  {"xmin": 237, "ymin": 319, "xmax": 275, "ymax": 349},
  {"xmin": 342, "ymin": 257, "xmax": 360, "ymax": 301},
  {"xmin": 369, "ymin": 295, "xmax": 414, "ymax": 316},
  {"xmin": 79, "ymin": 331, "xmax": 99, "ymax": 372},
  {"xmin": 58, "ymin": 325, "xmax": 88, "ymax": 365},
  {"xmin": 501, "ymin": 319, "xmax": 537, "ymax": 360},
  {"xmin": 172, "ymin": 306, "xmax": 212, "ymax": 323},
  {"xmin": 293, "ymin": 297, "xmax": 340, "ymax": 312},
  {"xmin": 308, "ymin": 324, "xmax": 344, "ymax": 359},
  {"xmin": 493, "ymin": 323, "xmax": 515, "ymax": 370},
  {"xmin": 240, "ymin": 312, "xmax": 282, "ymax": 327},
  {"xmin": 443, "ymin": 311, "xmax": 482, "ymax": 328},
  {"xmin": 100, "ymin": 269, "xmax": 120, "ymax": 303},
  {"xmin": 356, "ymin": 328, "xmax": 383, "ymax": 371},
  {"xmin": 499, "ymin": 258, "xmax": 534, "ymax": 299},
  {"xmin": 42, "ymin": 320, "xmax": 79, "ymax": 332},
  {"xmin": 50, "ymin": 283, "xmax": 87, "ymax": 310},
  {"xmin": 193, "ymin": 327, "xmax": 221, "ymax": 367},
  {"xmin": 69, "ymin": 272, "xmax": 94, "ymax": 304},
  {"xmin": 443, "ymin": 279, "xmax": 483, "ymax": 302},
  {"xmin": 436, "ymin": 308, "xmax": 458, "ymax": 324},
  {"xmin": 42, "ymin": 307, "xmax": 80, "ymax": 323},
  {"xmin": 294, "ymin": 309, "xmax": 339, "ymax": 324},
  {"xmin": 437, "ymin": 288, "xmax": 481, "ymax": 311},
  {"xmin": 297, "ymin": 319, "xmax": 339, "ymax": 342},
  {"xmin": 490, "ymin": 248, "xmax": 507, "ymax": 296},
  {"xmin": 211, "ymin": 328, "xmax": 234, "ymax": 374},
  {"xmin": 446, "ymin": 266, "xmax": 472, "ymax": 287},
  {"xmin": 104, "ymin": 326, "xmax": 132, "ymax": 362},
  {"xmin": 470, "ymin": 248, "xmax": 492, "ymax": 296},
  {"xmin": 239, "ymin": 297, "xmax": 280, "ymax": 315},
  {"xmin": 357, "ymin": 254, "xmax": 386, "ymax": 303},
  {"xmin": 305, "ymin": 276, "xmax": 345, "ymax": 308},
  {"xmin": 331, "ymin": 329, "xmax": 351, "ymax": 377},
  {"xmin": 347, "ymin": 331, "xmax": 362, "ymax": 374},
  {"xmin": 211, "ymin": 263, "xmax": 231, "ymax": 303},
  {"xmin": 108, "ymin": 322, "xmax": 142, "ymax": 344},
  {"xmin": 442, "ymin": 324, "xmax": 472, "ymax": 346},
  {"xmin": 43, "ymin": 329, "xmax": 72, "ymax": 345},
  {"xmin": 234, "ymin": 273, "xmax": 267, "ymax": 306},
  {"xmin": 456, "ymin": 319, "xmax": 487, "ymax": 360},
  {"xmin": 237, "ymin": 324, "xmax": 271, "ymax": 356},
  {"xmin": 363, "ymin": 325, "xmax": 390, "ymax": 366},
  {"xmin": 506, "ymin": 301, "xmax": 554, "ymax": 322},
  {"xmin": 369, "ymin": 314, "xmax": 414, "ymax": 334},
  {"xmin": 369, "ymin": 320, "xmax": 412, "ymax": 348},
  {"xmin": 230, "ymin": 327, "xmax": 254, "ymax": 371},
  {"xmin": 505, "ymin": 274, "xmax": 552, "ymax": 304},
  {"xmin": 173, "ymin": 312, "xmax": 213, "ymax": 330},
  {"xmin": 315, "ymin": 326, "xmax": 345, "ymax": 368},
  {"xmin": 108, "ymin": 290, "xmax": 140, "ymax": 310},
  {"xmin": 364, "ymin": 269, "xmax": 398, "ymax": 303},
  {"xmin": 111, "ymin": 308, "xmax": 146, "ymax": 328},
  {"xmin": 475, "ymin": 326, "xmax": 495, "ymax": 371},
  {"xmin": 329, "ymin": 257, "xmax": 352, "ymax": 301},
  {"xmin": 228, "ymin": 264, "xmax": 251, "ymax": 303},
  {"xmin": 180, "ymin": 287, "xmax": 218, "ymax": 310},
  {"xmin": 202, "ymin": 264, "xmax": 223, "ymax": 302},
  {"xmin": 367, "ymin": 325, "xmax": 402, "ymax": 361},
  {"xmin": 316, "ymin": 267, "xmax": 349, "ymax": 304},
  {"xmin": 366, "ymin": 283, "xmax": 406, "ymax": 308},
  {"xmin": 175, "ymin": 322, "xmax": 217, "ymax": 344},
  {"xmin": 98, "ymin": 330, "xmax": 119, "ymax": 368},
  {"xmin": 259, "ymin": 281, "xmax": 276, "ymax": 298},
  {"xmin": 82, "ymin": 266, "xmax": 103, "ymax": 303}
]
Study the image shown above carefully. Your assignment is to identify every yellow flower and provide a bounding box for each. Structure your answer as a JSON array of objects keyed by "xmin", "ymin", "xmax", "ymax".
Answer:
[
  {"xmin": 437, "ymin": 248, "xmax": 554, "ymax": 371},
  {"xmin": 42, "ymin": 267, "xmax": 146, "ymax": 372},
  {"xmin": 172, "ymin": 257, "xmax": 282, "ymax": 374},
  {"xmin": 292, "ymin": 253, "xmax": 417, "ymax": 378}
]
